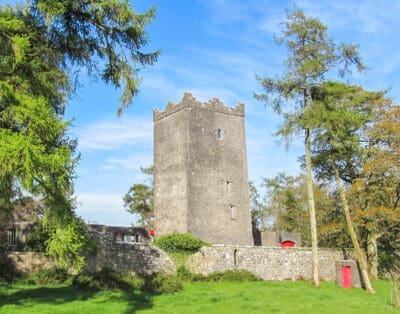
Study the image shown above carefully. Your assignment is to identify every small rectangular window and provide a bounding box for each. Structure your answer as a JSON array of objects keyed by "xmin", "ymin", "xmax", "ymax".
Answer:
[
  {"xmin": 217, "ymin": 128, "xmax": 222, "ymax": 139},
  {"xmin": 8, "ymin": 229, "xmax": 16, "ymax": 246},
  {"xmin": 230, "ymin": 206, "xmax": 236, "ymax": 220},
  {"xmin": 227, "ymin": 181, "xmax": 231, "ymax": 193},
  {"xmin": 123, "ymin": 234, "xmax": 140, "ymax": 243}
]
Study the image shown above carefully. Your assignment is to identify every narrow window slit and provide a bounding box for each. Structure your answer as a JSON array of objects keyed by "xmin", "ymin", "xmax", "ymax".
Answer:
[
  {"xmin": 230, "ymin": 205, "xmax": 236, "ymax": 220},
  {"xmin": 217, "ymin": 128, "xmax": 222, "ymax": 139}
]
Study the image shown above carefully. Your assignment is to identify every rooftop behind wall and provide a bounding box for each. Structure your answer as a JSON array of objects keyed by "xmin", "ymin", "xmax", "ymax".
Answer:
[{"xmin": 153, "ymin": 92, "xmax": 244, "ymax": 121}]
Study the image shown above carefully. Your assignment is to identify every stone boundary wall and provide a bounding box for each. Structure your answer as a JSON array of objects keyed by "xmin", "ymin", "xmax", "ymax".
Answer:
[
  {"xmin": 84, "ymin": 231, "xmax": 175, "ymax": 276},
  {"xmin": 5, "ymin": 232, "xmax": 175, "ymax": 277},
  {"xmin": 186, "ymin": 245, "xmax": 356, "ymax": 281},
  {"xmin": 153, "ymin": 92, "xmax": 244, "ymax": 121},
  {"xmin": 5, "ymin": 239, "xmax": 358, "ymax": 283},
  {"xmin": 6, "ymin": 252, "xmax": 56, "ymax": 274}
]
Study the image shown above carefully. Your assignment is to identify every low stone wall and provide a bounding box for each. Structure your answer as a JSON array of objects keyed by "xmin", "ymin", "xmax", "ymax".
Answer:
[
  {"xmin": 85, "ymin": 231, "xmax": 175, "ymax": 276},
  {"xmin": 186, "ymin": 245, "xmax": 355, "ymax": 281},
  {"xmin": 5, "ymin": 239, "xmax": 357, "ymax": 283},
  {"xmin": 6, "ymin": 252, "xmax": 55, "ymax": 274},
  {"xmin": 5, "ymin": 233, "xmax": 175, "ymax": 277}
]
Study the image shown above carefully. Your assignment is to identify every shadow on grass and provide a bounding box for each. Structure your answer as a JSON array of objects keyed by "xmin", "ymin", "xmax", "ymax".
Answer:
[{"xmin": 0, "ymin": 284, "xmax": 154, "ymax": 313}]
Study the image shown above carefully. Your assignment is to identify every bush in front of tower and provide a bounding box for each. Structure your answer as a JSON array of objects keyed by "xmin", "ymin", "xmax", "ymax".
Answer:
[{"xmin": 154, "ymin": 233, "xmax": 209, "ymax": 253}]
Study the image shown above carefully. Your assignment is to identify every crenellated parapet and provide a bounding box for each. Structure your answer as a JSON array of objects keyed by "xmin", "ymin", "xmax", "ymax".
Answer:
[{"xmin": 153, "ymin": 92, "xmax": 245, "ymax": 121}]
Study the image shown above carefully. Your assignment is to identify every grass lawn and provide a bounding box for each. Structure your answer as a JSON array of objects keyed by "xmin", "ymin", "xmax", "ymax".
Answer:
[{"xmin": 0, "ymin": 280, "xmax": 397, "ymax": 313}]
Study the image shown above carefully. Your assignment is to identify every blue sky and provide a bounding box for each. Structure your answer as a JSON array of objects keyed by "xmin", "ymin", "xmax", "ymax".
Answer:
[{"xmin": 6, "ymin": 1, "xmax": 400, "ymax": 226}]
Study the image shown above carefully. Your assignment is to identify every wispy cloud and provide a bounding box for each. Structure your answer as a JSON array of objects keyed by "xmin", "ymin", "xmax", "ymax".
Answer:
[
  {"xmin": 77, "ymin": 117, "xmax": 153, "ymax": 151},
  {"xmin": 75, "ymin": 192, "xmax": 134, "ymax": 226},
  {"xmin": 297, "ymin": 0, "xmax": 400, "ymax": 35},
  {"xmin": 102, "ymin": 153, "xmax": 153, "ymax": 171}
]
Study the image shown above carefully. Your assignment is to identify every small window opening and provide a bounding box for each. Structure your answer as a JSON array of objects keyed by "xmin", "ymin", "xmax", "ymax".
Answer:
[
  {"xmin": 123, "ymin": 234, "xmax": 139, "ymax": 242},
  {"xmin": 113, "ymin": 231, "xmax": 118, "ymax": 241},
  {"xmin": 233, "ymin": 249, "xmax": 238, "ymax": 266},
  {"xmin": 8, "ymin": 229, "xmax": 16, "ymax": 246},
  {"xmin": 217, "ymin": 128, "xmax": 222, "ymax": 139},
  {"xmin": 227, "ymin": 181, "xmax": 231, "ymax": 193},
  {"xmin": 230, "ymin": 205, "xmax": 236, "ymax": 220}
]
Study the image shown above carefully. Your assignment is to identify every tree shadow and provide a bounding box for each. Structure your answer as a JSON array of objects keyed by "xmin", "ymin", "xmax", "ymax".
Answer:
[
  {"xmin": 0, "ymin": 284, "xmax": 154, "ymax": 313},
  {"xmin": 116, "ymin": 291, "xmax": 154, "ymax": 314}
]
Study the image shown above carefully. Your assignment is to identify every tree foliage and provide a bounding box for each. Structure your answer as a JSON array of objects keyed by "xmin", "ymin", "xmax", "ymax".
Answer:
[
  {"xmin": 306, "ymin": 81, "xmax": 383, "ymax": 293},
  {"xmin": 0, "ymin": 1, "xmax": 159, "ymax": 270},
  {"xmin": 249, "ymin": 181, "xmax": 268, "ymax": 231},
  {"xmin": 123, "ymin": 165, "xmax": 154, "ymax": 227},
  {"xmin": 32, "ymin": 0, "xmax": 160, "ymax": 115},
  {"xmin": 255, "ymin": 8, "xmax": 365, "ymax": 286},
  {"xmin": 348, "ymin": 100, "xmax": 400, "ymax": 279},
  {"xmin": 254, "ymin": 172, "xmax": 339, "ymax": 248},
  {"xmin": 153, "ymin": 233, "xmax": 209, "ymax": 253}
]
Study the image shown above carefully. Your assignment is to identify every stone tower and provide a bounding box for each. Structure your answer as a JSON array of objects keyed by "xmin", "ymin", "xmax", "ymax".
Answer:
[{"xmin": 153, "ymin": 93, "xmax": 253, "ymax": 245}]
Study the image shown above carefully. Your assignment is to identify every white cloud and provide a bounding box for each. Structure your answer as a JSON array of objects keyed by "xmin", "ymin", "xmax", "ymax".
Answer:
[
  {"xmin": 102, "ymin": 153, "xmax": 153, "ymax": 171},
  {"xmin": 77, "ymin": 117, "xmax": 153, "ymax": 151},
  {"xmin": 76, "ymin": 192, "xmax": 122, "ymax": 208},
  {"xmin": 75, "ymin": 192, "xmax": 134, "ymax": 226},
  {"xmin": 295, "ymin": 0, "xmax": 400, "ymax": 36}
]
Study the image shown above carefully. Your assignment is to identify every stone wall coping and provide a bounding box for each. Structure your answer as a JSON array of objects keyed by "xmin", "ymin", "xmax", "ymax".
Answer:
[
  {"xmin": 153, "ymin": 92, "xmax": 245, "ymax": 121},
  {"xmin": 206, "ymin": 245, "xmax": 352, "ymax": 252}
]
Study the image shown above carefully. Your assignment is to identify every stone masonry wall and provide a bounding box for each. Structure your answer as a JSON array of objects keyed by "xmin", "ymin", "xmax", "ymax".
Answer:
[
  {"xmin": 6, "ymin": 252, "xmax": 56, "ymax": 274},
  {"xmin": 186, "ymin": 245, "xmax": 356, "ymax": 281},
  {"xmin": 84, "ymin": 231, "xmax": 175, "ymax": 276},
  {"xmin": 154, "ymin": 93, "xmax": 253, "ymax": 245},
  {"xmin": 6, "ymin": 236, "xmax": 358, "ymax": 283}
]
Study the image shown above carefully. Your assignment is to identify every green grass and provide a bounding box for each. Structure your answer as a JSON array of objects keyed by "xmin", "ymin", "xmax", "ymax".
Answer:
[{"xmin": 0, "ymin": 280, "xmax": 397, "ymax": 313}]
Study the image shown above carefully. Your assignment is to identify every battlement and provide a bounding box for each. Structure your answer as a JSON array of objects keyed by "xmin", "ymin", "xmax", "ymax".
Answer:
[{"xmin": 153, "ymin": 92, "xmax": 245, "ymax": 121}]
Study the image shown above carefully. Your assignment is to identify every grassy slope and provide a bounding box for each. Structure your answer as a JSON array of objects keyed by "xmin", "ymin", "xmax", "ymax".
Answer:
[{"xmin": 0, "ymin": 280, "xmax": 397, "ymax": 313}]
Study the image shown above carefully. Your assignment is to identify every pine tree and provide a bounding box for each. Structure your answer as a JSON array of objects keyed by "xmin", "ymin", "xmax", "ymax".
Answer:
[{"xmin": 255, "ymin": 9, "xmax": 365, "ymax": 286}]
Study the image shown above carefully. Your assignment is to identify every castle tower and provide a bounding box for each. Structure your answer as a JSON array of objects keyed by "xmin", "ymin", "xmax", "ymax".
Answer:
[{"xmin": 153, "ymin": 93, "xmax": 253, "ymax": 245}]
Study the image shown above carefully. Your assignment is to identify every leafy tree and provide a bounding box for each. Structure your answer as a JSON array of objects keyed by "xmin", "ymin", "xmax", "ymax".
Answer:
[
  {"xmin": 0, "ymin": 6, "xmax": 79, "ymax": 266},
  {"xmin": 262, "ymin": 173, "xmax": 326, "ymax": 247},
  {"xmin": 262, "ymin": 173, "xmax": 291, "ymax": 233},
  {"xmin": 124, "ymin": 165, "xmax": 154, "ymax": 228},
  {"xmin": 348, "ymin": 99, "xmax": 400, "ymax": 279},
  {"xmin": 0, "ymin": 1, "xmax": 159, "ymax": 270},
  {"xmin": 31, "ymin": 0, "xmax": 160, "ymax": 115},
  {"xmin": 255, "ymin": 8, "xmax": 365, "ymax": 286},
  {"xmin": 316, "ymin": 189, "xmax": 350, "ymax": 249},
  {"xmin": 249, "ymin": 181, "xmax": 269, "ymax": 231},
  {"xmin": 262, "ymin": 173, "xmax": 307, "ymax": 233},
  {"xmin": 307, "ymin": 81, "xmax": 381, "ymax": 293}
]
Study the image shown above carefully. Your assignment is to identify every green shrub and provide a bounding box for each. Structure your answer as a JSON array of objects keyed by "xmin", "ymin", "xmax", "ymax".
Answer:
[
  {"xmin": 176, "ymin": 267, "xmax": 260, "ymax": 283},
  {"xmin": 0, "ymin": 257, "xmax": 20, "ymax": 282},
  {"xmin": 72, "ymin": 268, "xmax": 141, "ymax": 291},
  {"xmin": 26, "ymin": 268, "xmax": 71, "ymax": 285},
  {"xmin": 24, "ymin": 222, "xmax": 50, "ymax": 252},
  {"xmin": 141, "ymin": 273, "xmax": 182, "ymax": 294},
  {"xmin": 206, "ymin": 270, "xmax": 261, "ymax": 282},
  {"xmin": 154, "ymin": 233, "xmax": 209, "ymax": 253}
]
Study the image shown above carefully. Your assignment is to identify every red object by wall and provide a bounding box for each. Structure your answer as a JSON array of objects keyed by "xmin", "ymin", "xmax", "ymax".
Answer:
[
  {"xmin": 281, "ymin": 240, "xmax": 295, "ymax": 248},
  {"xmin": 149, "ymin": 229, "xmax": 155, "ymax": 236},
  {"xmin": 341, "ymin": 266, "xmax": 352, "ymax": 288}
]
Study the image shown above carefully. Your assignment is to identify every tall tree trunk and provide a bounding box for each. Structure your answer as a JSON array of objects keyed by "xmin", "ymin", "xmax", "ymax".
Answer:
[
  {"xmin": 390, "ymin": 271, "xmax": 400, "ymax": 308},
  {"xmin": 305, "ymin": 127, "xmax": 320, "ymax": 287},
  {"xmin": 366, "ymin": 232, "xmax": 379, "ymax": 279},
  {"xmin": 334, "ymin": 166, "xmax": 375, "ymax": 293}
]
